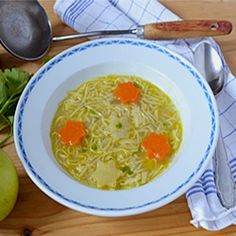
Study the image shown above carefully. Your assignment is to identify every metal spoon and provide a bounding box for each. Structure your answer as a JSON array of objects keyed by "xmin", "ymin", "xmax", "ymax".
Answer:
[
  {"xmin": 193, "ymin": 42, "xmax": 236, "ymax": 209},
  {"xmin": 0, "ymin": 0, "xmax": 232, "ymax": 61}
]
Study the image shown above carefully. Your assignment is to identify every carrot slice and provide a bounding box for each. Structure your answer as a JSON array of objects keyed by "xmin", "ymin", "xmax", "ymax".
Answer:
[
  {"xmin": 142, "ymin": 132, "xmax": 171, "ymax": 160},
  {"xmin": 114, "ymin": 82, "xmax": 140, "ymax": 104},
  {"xmin": 59, "ymin": 120, "xmax": 86, "ymax": 146}
]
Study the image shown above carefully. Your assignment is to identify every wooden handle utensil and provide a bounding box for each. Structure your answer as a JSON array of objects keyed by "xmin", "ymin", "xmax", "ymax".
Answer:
[{"xmin": 143, "ymin": 20, "xmax": 232, "ymax": 39}]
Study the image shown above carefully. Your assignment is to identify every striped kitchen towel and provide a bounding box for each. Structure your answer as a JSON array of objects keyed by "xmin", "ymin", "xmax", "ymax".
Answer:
[{"xmin": 54, "ymin": 0, "xmax": 236, "ymax": 230}]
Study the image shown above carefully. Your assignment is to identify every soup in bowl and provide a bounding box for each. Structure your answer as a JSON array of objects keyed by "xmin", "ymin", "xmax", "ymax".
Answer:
[
  {"xmin": 14, "ymin": 38, "xmax": 218, "ymax": 216},
  {"xmin": 50, "ymin": 74, "xmax": 182, "ymax": 190}
]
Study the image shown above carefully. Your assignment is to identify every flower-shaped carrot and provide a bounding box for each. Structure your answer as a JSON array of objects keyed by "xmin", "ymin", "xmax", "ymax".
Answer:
[
  {"xmin": 142, "ymin": 132, "xmax": 171, "ymax": 160},
  {"xmin": 114, "ymin": 82, "xmax": 140, "ymax": 104},
  {"xmin": 59, "ymin": 120, "xmax": 86, "ymax": 146}
]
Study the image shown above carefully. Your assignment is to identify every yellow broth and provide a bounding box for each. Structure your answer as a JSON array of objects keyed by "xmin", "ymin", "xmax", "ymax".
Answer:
[{"xmin": 50, "ymin": 75, "xmax": 182, "ymax": 190}]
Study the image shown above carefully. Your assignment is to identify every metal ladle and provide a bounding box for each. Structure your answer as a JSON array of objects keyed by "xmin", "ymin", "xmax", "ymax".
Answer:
[
  {"xmin": 0, "ymin": 0, "xmax": 52, "ymax": 61},
  {"xmin": 0, "ymin": 0, "xmax": 232, "ymax": 61},
  {"xmin": 193, "ymin": 42, "xmax": 236, "ymax": 209}
]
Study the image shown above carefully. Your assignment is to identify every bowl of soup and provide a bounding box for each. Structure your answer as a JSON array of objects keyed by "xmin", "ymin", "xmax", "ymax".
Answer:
[{"xmin": 14, "ymin": 38, "xmax": 219, "ymax": 216}]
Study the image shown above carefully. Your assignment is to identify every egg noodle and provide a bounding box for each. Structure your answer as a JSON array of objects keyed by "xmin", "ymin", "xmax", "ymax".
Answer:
[{"xmin": 50, "ymin": 75, "xmax": 182, "ymax": 190}]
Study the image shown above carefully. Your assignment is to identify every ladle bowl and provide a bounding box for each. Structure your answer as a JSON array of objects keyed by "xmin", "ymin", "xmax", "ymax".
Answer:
[{"xmin": 0, "ymin": 0, "xmax": 52, "ymax": 60}]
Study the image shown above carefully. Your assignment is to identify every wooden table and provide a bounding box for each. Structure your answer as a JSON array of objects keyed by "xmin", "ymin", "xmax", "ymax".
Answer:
[{"xmin": 1, "ymin": 1, "xmax": 236, "ymax": 235}]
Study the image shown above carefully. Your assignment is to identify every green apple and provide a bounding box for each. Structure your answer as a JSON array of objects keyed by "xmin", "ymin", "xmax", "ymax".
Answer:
[{"xmin": 0, "ymin": 149, "xmax": 19, "ymax": 221}]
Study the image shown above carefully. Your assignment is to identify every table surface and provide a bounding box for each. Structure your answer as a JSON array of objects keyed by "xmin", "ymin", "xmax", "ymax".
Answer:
[{"xmin": 0, "ymin": 1, "xmax": 236, "ymax": 235}]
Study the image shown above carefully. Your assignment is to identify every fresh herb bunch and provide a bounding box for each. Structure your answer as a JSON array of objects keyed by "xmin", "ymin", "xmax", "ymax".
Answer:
[{"xmin": 0, "ymin": 68, "xmax": 30, "ymax": 147}]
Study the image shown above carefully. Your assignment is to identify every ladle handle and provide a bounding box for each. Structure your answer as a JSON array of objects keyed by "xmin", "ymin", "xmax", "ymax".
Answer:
[
  {"xmin": 143, "ymin": 20, "xmax": 232, "ymax": 39},
  {"xmin": 52, "ymin": 20, "xmax": 232, "ymax": 42},
  {"xmin": 52, "ymin": 29, "xmax": 134, "ymax": 42}
]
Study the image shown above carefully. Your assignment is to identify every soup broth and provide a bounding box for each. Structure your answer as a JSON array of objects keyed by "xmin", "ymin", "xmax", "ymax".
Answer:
[{"xmin": 50, "ymin": 75, "xmax": 182, "ymax": 190}]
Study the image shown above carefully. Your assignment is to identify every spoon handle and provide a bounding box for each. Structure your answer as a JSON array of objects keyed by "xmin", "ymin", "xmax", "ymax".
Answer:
[
  {"xmin": 52, "ymin": 20, "xmax": 232, "ymax": 42},
  {"xmin": 52, "ymin": 29, "xmax": 135, "ymax": 42},
  {"xmin": 214, "ymin": 126, "xmax": 236, "ymax": 209},
  {"xmin": 143, "ymin": 20, "xmax": 232, "ymax": 39}
]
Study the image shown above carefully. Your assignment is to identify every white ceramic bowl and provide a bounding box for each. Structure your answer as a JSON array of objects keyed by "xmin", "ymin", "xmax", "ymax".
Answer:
[{"xmin": 14, "ymin": 38, "xmax": 219, "ymax": 217}]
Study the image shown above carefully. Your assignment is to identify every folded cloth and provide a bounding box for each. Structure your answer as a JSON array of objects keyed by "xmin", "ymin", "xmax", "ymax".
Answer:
[{"xmin": 54, "ymin": 0, "xmax": 236, "ymax": 230}]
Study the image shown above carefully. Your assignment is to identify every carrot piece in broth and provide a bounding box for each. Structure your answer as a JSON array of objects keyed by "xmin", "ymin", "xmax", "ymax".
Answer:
[
  {"xmin": 114, "ymin": 82, "xmax": 140, "ymax": 104},
  {"xmin": 142, "ymin": 132, "xmax": 171, "ymax": 160},
  {"xmin": 59, "ymin": 120, "xmax": 86, "ymax": 146}
]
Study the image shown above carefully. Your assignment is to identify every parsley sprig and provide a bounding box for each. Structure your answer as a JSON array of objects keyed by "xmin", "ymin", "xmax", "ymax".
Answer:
[{"xmin": 0, "ymin": 68, "xmax": 31, "ymax": 147}]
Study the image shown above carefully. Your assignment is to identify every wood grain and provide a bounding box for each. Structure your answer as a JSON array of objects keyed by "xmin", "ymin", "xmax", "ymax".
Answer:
[
  {"xmin": 0, "ymin": 0, "xmax": 236, "ymax": 235},
  {"xmin": 143, "ymin": 20, "xmax": 232, "ymax": 39}
]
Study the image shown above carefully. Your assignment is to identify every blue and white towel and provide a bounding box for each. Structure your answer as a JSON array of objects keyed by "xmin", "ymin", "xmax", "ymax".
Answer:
[{"xmin": 54, "ymin": 0, "xmax": 236, "ymax": 230}]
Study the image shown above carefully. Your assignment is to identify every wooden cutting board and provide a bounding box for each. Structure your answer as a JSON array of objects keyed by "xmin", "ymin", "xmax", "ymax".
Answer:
[{"xmin": 0, "ymin": 1, "xmax": 236, "ymax": 235}]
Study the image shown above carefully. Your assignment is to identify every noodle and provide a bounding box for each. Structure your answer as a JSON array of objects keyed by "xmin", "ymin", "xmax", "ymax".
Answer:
[{"xmin": 50, "ymin": 75, "xmax": 182, "ymax": 190}]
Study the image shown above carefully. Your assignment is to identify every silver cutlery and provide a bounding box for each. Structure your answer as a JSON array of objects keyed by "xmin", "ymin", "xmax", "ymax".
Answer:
[{"xmin": 193, "ymin": 42, "xmax": 236, "ymax": 209}]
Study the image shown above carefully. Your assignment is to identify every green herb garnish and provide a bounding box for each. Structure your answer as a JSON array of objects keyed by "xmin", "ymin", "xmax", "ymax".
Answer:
[
  {"xmin": 133, "ymin": 82, "xmax": 141, "ymax": 88},
  {"xmin": 0, "ymin": 68, "xmax": 30, "ymax": 147},
  {"xmin": 122, "ymin": 165, "xmax": 133, "ymax": 175},
  {"xmin": 91, "ymin": 144, "xmax": 98, "ymax": 151},
  {"xmin": 115, "ymin": 122, "xmax": 122, "ymax": 129}
]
